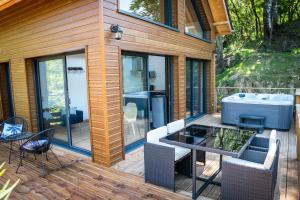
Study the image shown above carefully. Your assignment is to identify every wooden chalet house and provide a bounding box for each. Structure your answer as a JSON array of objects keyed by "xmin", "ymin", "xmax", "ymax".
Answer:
[{"xmin": 0, "ymin": 0, "xmax": 232, "ymax": 166}]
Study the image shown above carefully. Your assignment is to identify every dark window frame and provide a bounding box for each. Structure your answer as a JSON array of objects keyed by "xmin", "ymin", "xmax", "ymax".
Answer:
[
  {"xmin": 185, "ymin": 58, "xmax": 206, "ymax": 121},
  {"xmin": 185, "ymin": 0, "xmax": 210, "ymax": 41}
]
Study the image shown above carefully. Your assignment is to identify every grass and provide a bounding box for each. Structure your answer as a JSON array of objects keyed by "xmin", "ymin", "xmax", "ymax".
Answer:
[{"xmin": 217, "ymin": 48, "xmax": 300, "ymax": 88}]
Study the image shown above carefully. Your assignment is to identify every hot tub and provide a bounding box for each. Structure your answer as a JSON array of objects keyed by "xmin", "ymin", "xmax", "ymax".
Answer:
[{"xmin": 221, "ymin": 93, "xmax": 294, "ymax": 130}]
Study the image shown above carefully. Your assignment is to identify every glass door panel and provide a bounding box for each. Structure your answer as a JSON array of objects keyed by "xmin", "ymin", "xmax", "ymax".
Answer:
[
  {"xmin": 66, "ymin": 54, "xmax": 91, "ymax": 151},
  {"xmin": 186, "ymin": 60, "xmax": 192, "ymax": 118},
  {"xmin": 193, "ymin": 61, "xmax": 200, "ymax": 116},
  {"xmin": 38, "ymin": 58, "xmax": 68, "ymax": 143},
  {"xmin": 122, "ymin": 54, "xmax": 148, "ymax": 146},
  {"xmin": 148, "ymin": 55, "xmax": 167, "ymax": 129}
]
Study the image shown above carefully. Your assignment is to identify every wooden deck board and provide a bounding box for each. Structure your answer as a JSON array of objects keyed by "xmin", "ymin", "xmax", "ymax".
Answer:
[
  {"xmin": 113, "ymin": 114, "xmax": 299, "ymax": 200},
  {"xmin": 0, "ymin": 143, "xmax": 189, "ymax": 200}
]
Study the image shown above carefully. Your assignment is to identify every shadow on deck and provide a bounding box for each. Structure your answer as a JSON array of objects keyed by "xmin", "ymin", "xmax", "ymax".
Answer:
[{"xmin": 113, "ymin": 113, "xmax": 300, "ymax": 200}]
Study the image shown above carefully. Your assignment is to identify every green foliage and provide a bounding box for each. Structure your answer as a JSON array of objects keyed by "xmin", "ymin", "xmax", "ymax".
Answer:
[
  {"xmin": 225, "ymin": 0, "xmax": 300, "ymax": 51},
  {"xmin": 213, "ymin": 129, "xmax": 253, "ymax": 152},
  {"xmin": 0, "ymin": 163, "xmax": 19, "ymax": 200},
  {"xmin": 129, "ymin": 0, "xmax": 161, "ymax": 21},
  {"xmin": 217, "ymin": 48, "xmax": 300, "ymax": 88},
  {"xmin": 44, "ymin": 60, "xmax": 65, "ymax": 110}
]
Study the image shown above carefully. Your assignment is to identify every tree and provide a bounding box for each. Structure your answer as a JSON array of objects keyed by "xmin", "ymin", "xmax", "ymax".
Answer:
[
  {"xmin": 263, "ymin": 0, "xmax": 274, "ymax": 42},
  {"xmin": 129, "ymin": 0, "xmax": 161, "ymax": 22}
]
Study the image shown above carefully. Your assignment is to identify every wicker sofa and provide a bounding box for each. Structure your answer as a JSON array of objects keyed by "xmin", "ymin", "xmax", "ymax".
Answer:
[
  {"xmin": 144, "ymin": 126, "xmax": 191, "ymax": 191},
  {"xmin": 221, "ymin": 138, "xmax": 280, "ymax": 200}
]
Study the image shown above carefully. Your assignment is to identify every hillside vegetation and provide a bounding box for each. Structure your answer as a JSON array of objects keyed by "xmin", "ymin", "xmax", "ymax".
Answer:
[{"xmin": 217, "ymin": 20, "xmax": 300, "ymax": 88}]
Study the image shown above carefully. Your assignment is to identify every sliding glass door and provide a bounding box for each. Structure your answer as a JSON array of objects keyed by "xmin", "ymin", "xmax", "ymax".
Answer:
[
  {"xmin": 122, "ymin": 52, "xmax": 173, "ymax": 147},
  {"xmin": 38, "ymin": 57, "xmax": 69, "ymax": 143},
  {"xmin": 186, "ymin": 58, "xmax": 206, "ymax": 119},
  {"xmin": 36, "ymin": 53, "xmax": 91, "ymax": 153},
  {"xmin": 122, "ymin": 53, "xmax": 149, "ymax": 146}
]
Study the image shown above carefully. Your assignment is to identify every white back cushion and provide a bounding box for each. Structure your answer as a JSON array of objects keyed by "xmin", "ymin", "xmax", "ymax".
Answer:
[
  {"xmin": 167, "ymin": 119, "xmax": 185, "ymax": 134},
  {"xmin": 147, "ymin": 126, "xmax": 168, "ymax": 144},
  {"xmin": 264, "ymin": 142, "xmax": 277, "ymax": 170},
  {"xmin": 269, "ymin": 130, "xmax": 277, "ymax": 148}
]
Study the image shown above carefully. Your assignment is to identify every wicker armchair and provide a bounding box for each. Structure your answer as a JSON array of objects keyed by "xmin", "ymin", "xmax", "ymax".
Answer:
[
  {"xmin": 16, "ymin": 128, "xmax": 63, "ymax": 175},
  {"xmin": 221, "ymin": 140, "xmax": 280, "ymax": 200}
]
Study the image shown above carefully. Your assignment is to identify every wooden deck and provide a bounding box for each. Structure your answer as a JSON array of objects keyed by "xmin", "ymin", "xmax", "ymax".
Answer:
[
  {"xmin": 113, "ymin": 114, "xmax": 300, "ymax": 200},
  {"xmin": 0, "ymin": 144, "xmax": 189, "ymax": 199}
]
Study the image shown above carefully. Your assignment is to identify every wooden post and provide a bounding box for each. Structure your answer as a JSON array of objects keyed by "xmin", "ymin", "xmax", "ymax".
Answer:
[
  {"xmin": 296, "ymin": 89, "xmax": 300, "ymax": 104},
  {"xmin": 296, "ymin": 105, "xmax": 300, "ymax": 160}
]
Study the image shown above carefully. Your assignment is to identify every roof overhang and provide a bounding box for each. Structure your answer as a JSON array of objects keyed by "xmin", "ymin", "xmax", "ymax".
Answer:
[
  {"xmin": 208, "ymin": 0, "xmax": 233, "ymax": 35},
  {"xmin": 0, "ymin": 0, "xmax": 23, "ymax": 12}
]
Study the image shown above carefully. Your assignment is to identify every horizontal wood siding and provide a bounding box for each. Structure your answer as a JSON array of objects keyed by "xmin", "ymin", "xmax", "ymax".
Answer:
[
  {"xmin": 0, "ymin": 0, "xmax": 112, "ymax": 166},
  {"xmin": 103, "ymin": 0, "xmax": 217, "ymax": 164}
]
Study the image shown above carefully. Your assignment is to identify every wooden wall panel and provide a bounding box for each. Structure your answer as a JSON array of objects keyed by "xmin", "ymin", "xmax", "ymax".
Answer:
[
  {"xmin": 25, "ymin": 59, "xmax": 38, "ymax": 132},
  {"xmin": 103, "ymin": 0, "xmax": 217, "ymax": 164},
  {"xmin": 0, "ymin": 0, "xmax": 112, "ymax": 166},
  {"xmin": 0, "ymin": 0, "xmax": 219, "ymax": 165}
]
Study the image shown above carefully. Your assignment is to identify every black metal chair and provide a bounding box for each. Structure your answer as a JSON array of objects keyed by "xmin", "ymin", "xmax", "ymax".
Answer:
[
  {"xmin": 16, "ymin": 128, "xmax": 63, "ymax": 175},
  {"xmin": 0, "ymin": 116, "xmax": 28, "ymax": 163}
]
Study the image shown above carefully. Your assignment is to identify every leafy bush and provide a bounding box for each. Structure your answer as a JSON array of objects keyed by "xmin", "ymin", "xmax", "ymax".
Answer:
[{"xmin": 0, "ymin": 163, "xmax": 19, "ymax": 200}]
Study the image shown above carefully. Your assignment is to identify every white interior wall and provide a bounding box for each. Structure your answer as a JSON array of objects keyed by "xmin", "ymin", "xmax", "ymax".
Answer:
[
  {"xmin": 66, "ymin": 53, "xmax": 89, "ymax": 120},
  {"xmin": 148, "ymin": 56, "xmax": 166, "ymax": 91}
]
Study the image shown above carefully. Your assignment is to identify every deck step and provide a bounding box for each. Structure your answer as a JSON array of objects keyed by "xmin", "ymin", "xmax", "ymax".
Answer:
[
  {"xmin": 239, "ymin": 114, "xmax": 265, "ymax": 120},
  {"xmin": 238, "ymin": 122, "xmax": 264, "ymax": 129}
]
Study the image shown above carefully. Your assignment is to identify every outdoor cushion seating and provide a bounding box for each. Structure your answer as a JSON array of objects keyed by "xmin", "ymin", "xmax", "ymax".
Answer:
[
  {"xmin": 144, "ymin": 126, "xmax": 192, "ymax": 191},
  {"xmin": 0, "ymin": 117, "xmax": 28, "ymax": 139},
  {"xmin": 2, "ymin": 123, "xmax": 22, "ymax": 137},
  {"xmin": 146, "ymin": 126, "xmax": 190, "ymax": 161},
  {"xmin": 167, "ymin": 119, "xmax": 185, "ymax": 134},
  {"xmin": 248, "ymin": 130, "xmax": 277, "ymax": 152},
  {"xmin": 221, "ymin": 140, "xmax": 280, "ymax": 200}
]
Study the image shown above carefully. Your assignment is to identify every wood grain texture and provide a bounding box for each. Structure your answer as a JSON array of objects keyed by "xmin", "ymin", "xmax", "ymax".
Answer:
[
  {"xmin": 114, "ymin": 113, "xmax": 300, "ymax": 200},
  {"xmin": 0, "ymin": 0, "xmax": 229, "ymax": 166},
  {"xmin": 0, "ymin": 144, "xmax": 189, "ymax": 200},
  {"xmin": 0, "ymin": 0, "xmax": 111, "ymax": 165}
]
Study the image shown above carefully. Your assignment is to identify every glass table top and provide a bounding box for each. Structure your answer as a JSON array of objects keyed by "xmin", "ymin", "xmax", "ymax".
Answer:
[{"xmin": 163, "ymin": 125, "xmax": 255, "ymax": 154}]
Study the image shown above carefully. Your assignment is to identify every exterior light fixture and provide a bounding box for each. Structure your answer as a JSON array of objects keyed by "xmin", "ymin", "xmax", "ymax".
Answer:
[{"xmin": 110, "ymin": 24, "xmax": 123, "ymax": 40}]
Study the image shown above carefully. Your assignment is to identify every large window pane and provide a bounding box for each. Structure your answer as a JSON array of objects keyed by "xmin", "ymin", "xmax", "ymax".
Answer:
[
  {"xmin": 186, "ymin": 59, "xmax": 205, "ymax": 119},
  {"xmin": 185, "ymin": 0, "xmax": 204, "ymax": 38},
  {"xmin": 120, "ymin": 0, "xmax": 172, "ymax": 26}
]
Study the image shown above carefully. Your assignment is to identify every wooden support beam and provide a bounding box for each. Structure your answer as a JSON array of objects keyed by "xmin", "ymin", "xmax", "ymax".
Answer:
[{"xmin": 213, "ymin": 21, "xmax": 228, "ymax": 26}]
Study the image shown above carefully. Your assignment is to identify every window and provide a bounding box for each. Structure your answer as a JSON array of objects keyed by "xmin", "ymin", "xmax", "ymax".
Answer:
[
  {"xmin": 185, "ymin": 0, "xmax": 206, "ymax": 39},
  {"xmin": 186, "ymin": 58, "xmax": 206, "ymax": 119},
  {"xmin": 120, "ymin": 0, "xmax": 174, "ymax": 27}
]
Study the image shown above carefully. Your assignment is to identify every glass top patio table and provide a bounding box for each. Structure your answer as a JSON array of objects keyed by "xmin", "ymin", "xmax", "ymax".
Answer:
[{"xmin": 160, "ymin": 125, "xmax": 256, "ymax": 158}]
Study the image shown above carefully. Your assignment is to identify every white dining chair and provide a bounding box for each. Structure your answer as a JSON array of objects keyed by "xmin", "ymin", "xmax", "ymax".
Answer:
[
  {"xmin": 167, "ymin": 119, "xmax": 185, "ymax": 134},
  {"xmin": 123, "ymin": 102, "xmax": 141, "ymax": 137}
]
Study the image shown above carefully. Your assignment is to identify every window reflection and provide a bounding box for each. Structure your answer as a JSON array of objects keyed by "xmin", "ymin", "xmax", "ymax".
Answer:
[
  {"xmin": 185, "ymin": 0, "xmax": 205, "ymax": 39},
  {"xmin": 120, "ymin": 0, "xmax": 173, "ymax": 26}
]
